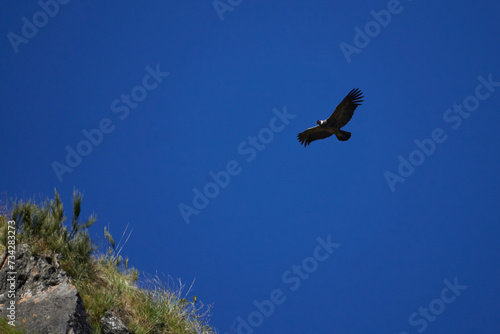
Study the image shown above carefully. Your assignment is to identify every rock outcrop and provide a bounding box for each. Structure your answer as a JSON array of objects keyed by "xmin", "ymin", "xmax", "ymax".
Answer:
[
  {"xmin": 0, "ymin": 244, "xmax": 90, "ymax": 333},
  {"xmin": 101, "ymin": 311, "xmax": 133, "ymax": 334}
]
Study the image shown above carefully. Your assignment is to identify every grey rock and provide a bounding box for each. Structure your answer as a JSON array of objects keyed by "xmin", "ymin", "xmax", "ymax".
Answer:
[
  {"xmin": 101, "ymin": 311, "xmax": 133, "ymax": 334},
  {"xmin": 0, "ymin": 244, "xmax": 90, "ymax": 334}
]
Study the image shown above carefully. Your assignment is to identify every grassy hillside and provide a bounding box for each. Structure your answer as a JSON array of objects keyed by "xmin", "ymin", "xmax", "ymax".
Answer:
[{"xmin": 0, "ymin": 190, "xmax": 216, "ymax": 334}]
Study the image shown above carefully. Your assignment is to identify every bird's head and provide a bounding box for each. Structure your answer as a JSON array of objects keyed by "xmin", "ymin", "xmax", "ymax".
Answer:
[{"xmin": 316, "ymin": 120, "xmax": 324, "ymax": 125}]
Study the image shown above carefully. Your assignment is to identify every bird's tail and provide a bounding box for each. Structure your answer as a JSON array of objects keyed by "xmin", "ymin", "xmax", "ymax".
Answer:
[{"xmin": 336, "ymin": 130, "xmax": 351, "ymax": 141}]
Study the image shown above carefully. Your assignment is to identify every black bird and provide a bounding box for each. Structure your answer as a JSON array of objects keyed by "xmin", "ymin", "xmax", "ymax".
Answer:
[{"xmin": 297, "ymin": 88, "xmax": 363, "ymax": 146}]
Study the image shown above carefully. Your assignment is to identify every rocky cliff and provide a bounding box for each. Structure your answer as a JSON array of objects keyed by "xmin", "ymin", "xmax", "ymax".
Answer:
[{"xmin": 0, "ymin": 244, "xmax": 131, "ymax": 334}]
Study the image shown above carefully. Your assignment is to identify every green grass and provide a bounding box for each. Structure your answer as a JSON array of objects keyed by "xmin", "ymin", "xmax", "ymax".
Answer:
[
  {"xmin": 0, "ymin": 190, "xmax": 216, "ymax": 334},
  {"xmin": 0, "ymin": 318, "xmax": 28, "ymax": 334}
]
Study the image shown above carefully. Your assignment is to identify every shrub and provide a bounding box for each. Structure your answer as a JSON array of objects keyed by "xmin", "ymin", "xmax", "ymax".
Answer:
[{"xmin": 4, "ymin": 189, "xmax": 96, "ymax": 281}]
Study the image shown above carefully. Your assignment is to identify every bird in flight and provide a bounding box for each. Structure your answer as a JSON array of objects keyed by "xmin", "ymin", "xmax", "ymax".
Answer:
[{"xmin": 297, "ymin": 88, "xmax": 363, "ymax": 147}]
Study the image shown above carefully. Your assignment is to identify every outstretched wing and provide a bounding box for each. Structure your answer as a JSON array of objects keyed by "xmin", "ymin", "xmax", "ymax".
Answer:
[
  {"xmin": 297, "ymin": 125, "xmax": 333, "ymax": 147},
  {"xmin": 327, "ymin": 88, "xmax": 363, "ymax": 128}
]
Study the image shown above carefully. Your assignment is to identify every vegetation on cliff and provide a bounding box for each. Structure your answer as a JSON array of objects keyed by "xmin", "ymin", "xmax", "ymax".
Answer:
[{"xmin": 0, "ymin": 190, "xmax": 216, "ymax": 334}]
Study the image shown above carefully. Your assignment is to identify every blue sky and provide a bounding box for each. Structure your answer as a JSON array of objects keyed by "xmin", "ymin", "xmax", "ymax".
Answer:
[{"xmin": 1, "ymin": 0, "xmax": 500, "ymax": 333}]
